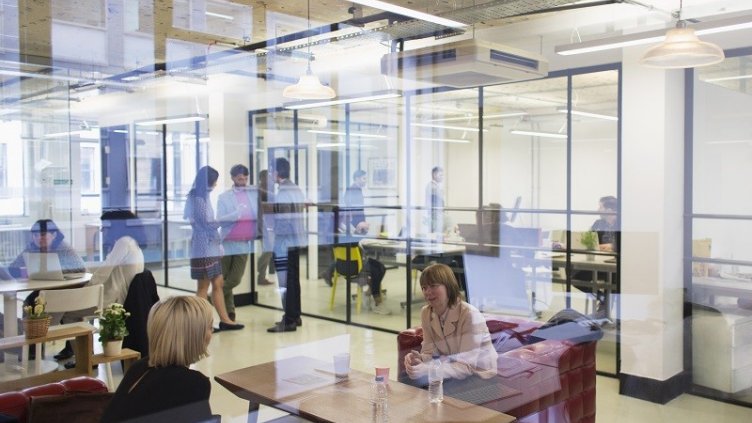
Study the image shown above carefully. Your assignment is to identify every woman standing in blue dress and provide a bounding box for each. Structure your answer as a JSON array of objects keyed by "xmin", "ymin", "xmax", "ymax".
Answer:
[{"xmin": 184, "ymin": 166, "xmax": 243, "ymax": 331}]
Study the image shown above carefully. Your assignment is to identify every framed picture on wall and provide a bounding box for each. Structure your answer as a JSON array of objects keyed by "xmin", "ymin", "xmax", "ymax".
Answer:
[{"xmin": 368, "ymin": 158, "xmax": 396, "ymax": 189}]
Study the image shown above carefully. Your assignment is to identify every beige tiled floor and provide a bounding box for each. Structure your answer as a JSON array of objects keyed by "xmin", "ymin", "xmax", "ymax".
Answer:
[{"xmin": 87, "ymin": 287, "xmax": 750, "ymax": 423}]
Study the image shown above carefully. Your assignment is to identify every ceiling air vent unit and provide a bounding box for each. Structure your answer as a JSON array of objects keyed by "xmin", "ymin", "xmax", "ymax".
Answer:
[{"xmin": 381, "ymin": 39, "xmax": 548, "ymax": 88}]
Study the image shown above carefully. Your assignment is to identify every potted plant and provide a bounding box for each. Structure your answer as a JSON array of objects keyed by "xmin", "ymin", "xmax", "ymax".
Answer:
[
  {"xmin": 98, "ymin": 303, "xmax": 130, "ymax": 356},
  {"xmin": 580, "ymin": 231, "xmax": 599, "ymax": 260},
  {"xmin": 23, "ymin": 297, "xmax": 51, "ymax": 339}
]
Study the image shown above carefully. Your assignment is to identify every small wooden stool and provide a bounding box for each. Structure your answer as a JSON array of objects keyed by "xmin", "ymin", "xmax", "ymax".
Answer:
[{"xmin": 92, "ymin": 348, "xmax": 141, "ymax": 391}]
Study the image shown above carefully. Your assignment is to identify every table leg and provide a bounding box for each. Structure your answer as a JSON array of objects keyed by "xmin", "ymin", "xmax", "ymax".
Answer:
[
  {"xmin": 247, "ymin": 401, "xmax": 260, "ymax": 423},
  {"xmin": 3, "ymin": 293, "xmax": 17, "ymax": 337}
]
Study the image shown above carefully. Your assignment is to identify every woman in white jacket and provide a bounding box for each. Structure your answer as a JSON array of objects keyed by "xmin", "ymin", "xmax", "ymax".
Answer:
[{"xmin": 90, "ymin": 236, "xmax": 144, "ymax": 307}]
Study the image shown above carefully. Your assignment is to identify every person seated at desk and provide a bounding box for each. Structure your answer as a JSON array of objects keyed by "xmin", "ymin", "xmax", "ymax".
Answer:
[
  {"xmin": 573, "ymin": 195, "xmax": 619, "ymax": 318},
  {"xmin": 7, "ymin": 219, "xmax": 87, "ymax": 360},
  {"xmin": 325, "ymin": 170, "xmax": 390, "ymax": 315},
  {"xmin": 8, "ymin": 219, "xmax": 86, "ymax": 279},
  {"xmin": 403, "ymin": 263, "xmax": 498, "ymax": 390},
  {"xmin": 101, "ymin": 296, "xmax": 215, "ymax": 423}
]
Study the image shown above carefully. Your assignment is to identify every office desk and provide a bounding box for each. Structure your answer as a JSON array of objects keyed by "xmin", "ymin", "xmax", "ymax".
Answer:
[
  {"xmin": 0, "ymin": 274, "xmax": 92, "ymax": 338},
  {"xmin": 545, "ymin": 253, "xmax": 618, "ymax": 318},
  {"xmin": 216, "ymin": 356, "xmax": 515, "ymax": 423},
  {"xmin": 693, "ymin": 276, "xmax": 752, "ymax": 306}
]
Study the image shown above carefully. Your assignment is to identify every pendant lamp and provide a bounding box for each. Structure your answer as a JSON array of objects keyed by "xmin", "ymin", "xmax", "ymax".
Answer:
[
  {"xmin": 282, "ymin": 0, "xmax": 336, "ymax": 100},
  {"xmin": 640, "ymin": 1, "xmax": 724, "ymax": 69}
]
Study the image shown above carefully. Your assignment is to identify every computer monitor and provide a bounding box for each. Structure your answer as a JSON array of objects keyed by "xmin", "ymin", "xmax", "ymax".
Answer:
[{"xmin": 463, "ymin": 252, "xmax": 533, "ymax": 317}]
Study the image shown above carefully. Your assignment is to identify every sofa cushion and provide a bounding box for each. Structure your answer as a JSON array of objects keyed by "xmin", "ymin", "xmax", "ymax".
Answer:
[
  {"xmin": 28, "ymin": 392, "xmax": 113, "ymax": 423},
  {"xmin": 0, "ymin": 393, "xmax": 27, "ymax": 423}
]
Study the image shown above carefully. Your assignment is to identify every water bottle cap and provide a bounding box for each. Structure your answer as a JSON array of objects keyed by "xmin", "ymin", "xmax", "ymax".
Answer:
[
  {"xmin": 375, "ymin": 375, "xmax": 385, "ymax": 382},
  {"xmin": 432, "ymin": 353, "xmax": 440, "ymax": 359}
]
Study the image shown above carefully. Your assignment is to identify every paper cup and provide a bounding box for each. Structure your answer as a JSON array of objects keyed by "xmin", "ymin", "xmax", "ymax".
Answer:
[{"xmin": 333, "ymin": 353, "xmax": 351, "ymax": 379}]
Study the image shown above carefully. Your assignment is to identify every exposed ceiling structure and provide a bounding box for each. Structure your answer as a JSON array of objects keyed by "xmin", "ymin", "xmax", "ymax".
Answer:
[{"xmin": 0, "ymin": 0, "xmax": 751, "ymax": 126}]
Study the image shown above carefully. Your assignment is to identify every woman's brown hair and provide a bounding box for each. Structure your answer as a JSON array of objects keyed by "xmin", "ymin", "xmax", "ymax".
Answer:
[{"xmin": 419, "ymin": 263, "xmax": 463, "ymax": 307}]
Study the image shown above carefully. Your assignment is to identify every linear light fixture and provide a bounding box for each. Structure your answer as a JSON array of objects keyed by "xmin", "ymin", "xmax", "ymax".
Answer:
[
  {"xmin": 414, "ymin": 136, "xmax": 470, "ymax": 144},
  {"xmin": 45, "ymin": 128, "xmax": 100, "ymax": 139},
  {"xmin": 510, "ymin": 130, "xmax": 567, "ymax": 139},
  {"xmin": 704, "ymin": 74, "xmax": 752, "ymax": 82},
  {"xmin": 556, "ymin": 107, "xmax": 618, "ymax": 121},
  {"xmin": 284, "ymin": 91, "xmax": 401, "ymax": 110},
  {"xmin": 308, "ymin": 130, "xmax": 387, "ymax": 139},
  {"xmin": 205, "ymin": 11, "xmax": 234, "ymax": 20},
  {"xmin": 412, "ymin": 123, "xmax": 488, "ymax": 132},
  {"xmin": 136, "ymin": 115, "xmax": 206, "ymax": 126},
  {"xmin": 427, "ymin": 112, "xmax": 528, "ymax": 122},
  {"xmin": 349, "ymin": 0, "xmax": 466, "ymax": 28},
  {"xmin": 555, "ymin": 14, "xmax": 752, "ymax": 56}
]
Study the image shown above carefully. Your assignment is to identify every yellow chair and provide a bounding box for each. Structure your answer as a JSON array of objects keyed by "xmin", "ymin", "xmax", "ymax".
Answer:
[{"xmin": 328, "ymin": 246, "xmax": 365, "ymax": 313}]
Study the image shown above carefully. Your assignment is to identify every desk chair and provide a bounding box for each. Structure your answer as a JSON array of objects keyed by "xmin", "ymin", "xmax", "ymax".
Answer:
[{"xmin": 328, "ymin": 246, "xmax": 365, "ymax": 313}]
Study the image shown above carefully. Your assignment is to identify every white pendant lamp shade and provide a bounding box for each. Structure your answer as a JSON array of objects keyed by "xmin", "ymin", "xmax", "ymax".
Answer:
[
  {"xmin": 282, "ymin": 67, "xmax": 336, "ymax": 100},
  {"xmin": 640, "ymin": 25, "xmax": 724, "ymax": 69}
]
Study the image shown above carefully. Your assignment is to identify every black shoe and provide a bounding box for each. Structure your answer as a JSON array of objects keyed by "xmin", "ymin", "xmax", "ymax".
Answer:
[
  {"xmin": 212, "ymin": 327, "xmax": 222, "ymax": 333},
  {"xmin": 276, "ymin": 317, "xmax": 302, "ymax": 327},
  {"xmin": 267, "ymin": 322, "xmax": 297, "ymax": 333},
  {"xmin": 218, "ymin": 322, "xmax": 244, "ymax": 331},
  {"xmin": 54, "ymin": 347, "xmax": 74, "ymax": 361},
  {"xmin": 64, "ymin": 361, "xmax": 97, "ymax": 370}
]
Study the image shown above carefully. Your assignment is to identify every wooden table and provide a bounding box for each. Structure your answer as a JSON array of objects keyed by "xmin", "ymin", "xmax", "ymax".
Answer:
[
  {"xmin": 0, "ymin": 323, "xmax": 95, "ymax": 391},
  {"xmin": 216, "ymin": 356, "xmax": 516, "ymax": 423},
  {"xmin": 0, "ymin": 273, "xmax": 92, "ymax": 338}
]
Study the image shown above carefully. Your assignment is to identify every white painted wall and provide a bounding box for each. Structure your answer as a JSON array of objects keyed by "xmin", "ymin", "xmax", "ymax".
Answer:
[{"xmin": 620, "ymin": 46, "xmax": 685, "ymax": 381}]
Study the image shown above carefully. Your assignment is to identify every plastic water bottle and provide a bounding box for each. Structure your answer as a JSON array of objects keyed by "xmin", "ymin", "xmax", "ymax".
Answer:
[
  {"xmin": 428, "ymin": 353, "xmax": 443, "ymax": 403},
  {"xmin": 371, "ymin": 375, "xmax": 389, "ymax": 422}
]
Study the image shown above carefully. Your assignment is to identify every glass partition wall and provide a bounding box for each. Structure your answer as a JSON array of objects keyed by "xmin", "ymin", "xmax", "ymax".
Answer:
[
  {"xmin": 690, "ymin": 49, "xmax": 752, "ymax": 406},
  {"xmin": 249, "ymin": 66, "xmax": 622, "ymax": 377}
]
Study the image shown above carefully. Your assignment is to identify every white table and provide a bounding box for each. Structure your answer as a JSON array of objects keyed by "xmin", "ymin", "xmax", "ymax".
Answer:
[{"xmin": 1, "ymin": 273, "xmax": 93, "ymax": 338}]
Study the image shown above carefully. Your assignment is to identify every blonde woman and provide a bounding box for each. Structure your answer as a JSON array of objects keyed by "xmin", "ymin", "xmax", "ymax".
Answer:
[{"xmin": 101, "ymin": 296, "xmax": 216, "ymax": 423}]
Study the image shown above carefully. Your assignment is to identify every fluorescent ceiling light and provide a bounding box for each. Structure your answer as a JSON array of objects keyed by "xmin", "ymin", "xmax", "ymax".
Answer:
[
  {"xmin": 45, "ymin": 128, "xmax": 100, "ymax": 139},
  {"xmin": 136, "ymin": 115, "xmax": 206, "ymax": 126},
  {"xmin": 308, "ymin": 130, "xmax": 387, "ymax": 139},
  {"xmin": 205, "ymin": 11, "xmax": 234, "ymax": 20},
  {"xmin": 704, "ymin": 74, "xmax": 752, "ymax": 82},
  {"xmin": 556, "ymin": 107, "xmax": 618, "ymax": 121},
  {"xmin": 113, "ymin": 129, "xmax": 129, "ymax": 133},
  {"xmin": 317, "ymin": 142, "xmax": 346, "ymax": 148},
  {"xmin": 412, "ymin": 123, "xmax": 488, "ymax": 132},
  {"xmin": 414, "ymin": 136, "xmax": 470, "ymax": 144},
  {"xmin": 510, "ymin": 130, "xmax": 566, "ymax": 139},
  {"xmin": 555, "ymin": 14, "xmax": 752, "ymax": 56},
  {"xmin": 349, "ymin": 0, "xmax": 466, "ymax": 28},
  {"xmin": 285, "ymin": 91, "xmax": 401, "ymax": 110},
  {"xmin": 428, "ymin": 112, "xmax": 527, "ymax": 122}
]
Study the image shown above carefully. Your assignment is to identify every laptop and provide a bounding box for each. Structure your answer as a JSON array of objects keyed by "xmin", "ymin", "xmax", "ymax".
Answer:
[
  {"xmin": 24, "ymin": 252, "xmax": 68, "ymax": 280},
  {"xmin": 463, "ymin": 252, "xmax": 534, "ymax": 317}
]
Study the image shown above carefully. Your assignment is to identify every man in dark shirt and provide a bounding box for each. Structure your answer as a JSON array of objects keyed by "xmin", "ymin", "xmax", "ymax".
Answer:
[{"xmin": 573, "ymin": 196, "xmax": 618, "ymax": 318}]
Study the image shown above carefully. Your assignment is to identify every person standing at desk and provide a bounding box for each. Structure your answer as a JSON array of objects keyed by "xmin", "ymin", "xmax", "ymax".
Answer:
[
  {"xmin": 256, "ymin": 169, "xmax": 274, "ymax": 286},
  {"xmin": 216, "ymin": 164, "xmax": 259, "ymax": 322},
  {"xmin": 266, "ymin": 158, "xmax": 306, "ymax": 333},
  {"xmin": 184, "ymin": 166, "xmax": 243, "ymax": 332},
  {"xmin": 425, "ymin": 166, "xmax": 445, "ymax": 234}
]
